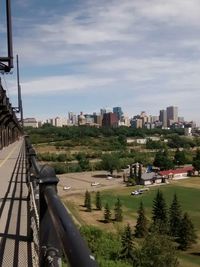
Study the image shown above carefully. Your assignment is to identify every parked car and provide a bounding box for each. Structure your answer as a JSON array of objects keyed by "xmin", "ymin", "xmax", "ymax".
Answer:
[
  {"xmin": 63, "ymin": 186, "xmax": 71, "ymax": 190},
  {"xmin": 91, "ymin": 182, "xmax": 100, "ymax": 186},
  {"xmin": 131, "ymin": 190, "xmax": 143, "ymax": 196},
  {"xmin": 107, "ymin": 175, "xmax": 113, "ymax": 180}
]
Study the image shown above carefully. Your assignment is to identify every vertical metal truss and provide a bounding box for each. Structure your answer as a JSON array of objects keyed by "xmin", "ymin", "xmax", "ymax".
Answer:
[
  {"xmin": 0, "ymin": 78, "xmax": 22, "ymax": 149},
  {"xmin": 0, "ymin": 0, "xmax": 13, "ymax": 73}
]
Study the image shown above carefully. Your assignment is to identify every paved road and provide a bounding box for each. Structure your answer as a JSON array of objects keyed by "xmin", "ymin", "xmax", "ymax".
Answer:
[{"xmin": 0, "ymin": 139, "xmax": 33, "ymax": 267}]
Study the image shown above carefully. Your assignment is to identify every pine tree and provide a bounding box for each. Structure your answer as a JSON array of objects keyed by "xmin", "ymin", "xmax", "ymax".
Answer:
[
  {"xmin": 138, "ymin": 164, "xmax": 142, "ymax": 184},
  {"xmin": 120, "ymin": 223, "xmax": 135, "ymax": 262},
  {"xmin": 177, "ymin": 212, "xmax": 197, "ymax": 250},
  {"xmin": 114, "ymin": 198, "xmax": 123, "ymax": 222},
  {"xmin": 86, "ymin": 191, "xmax": 92, "ymax": 212},
  {"xmin": 84, "ymin": 190, "xmax": 89, "ymax": 207},
  {"xmin": 151, "ymin": 190, "xmax": 168, "ymax": 233},
  {"xmin": 95, "ymin": 191, "xmax": 102, "ymax": 210},
  {"xmin": 192, "ymin": 149, "xmax": 200, "ymax": 175},
  {"xmin": 104, "ymin": 203, "xmax": 111, "ymax": 223},
  {"xmin": 169, "ymin": 193, "xmax": 182, "ymax": 238},
  {"xmin": 135, "ymin": 201, "xmax": 148, "ymax": 238}
]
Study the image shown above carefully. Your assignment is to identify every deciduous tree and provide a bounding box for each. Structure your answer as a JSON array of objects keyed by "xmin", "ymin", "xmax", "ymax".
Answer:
[
  {"xmin": 101, "ymin": 154, "xmax": 120, "ymax": 175},
  {"xmin": 174, "ymin": 149, "xmax": 187, "ymax": 166},
  {"xmin": 154, "ymin": 149, "xmax": 174, "ymax": 170},
  {"xmin": 140, "ymin": 232, "xmax": 179, "ymax": 267}
]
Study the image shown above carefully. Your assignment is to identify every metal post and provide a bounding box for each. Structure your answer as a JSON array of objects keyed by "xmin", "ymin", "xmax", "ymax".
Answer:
[
  {"xmin": 39, "ymin": 165, "xmax": 61, "ymax": 267},
  {"xmin": 16, "ymin": 55, "xmax": 24, "ymax": 126},
  {"xmin": 6, "ymin": 0, "xmax": 13, "ymax": 70}
]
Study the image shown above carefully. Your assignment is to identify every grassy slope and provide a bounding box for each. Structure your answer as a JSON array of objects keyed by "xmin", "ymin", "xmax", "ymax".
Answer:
[
  {"xmin": 99, "ymin": 178, "xmax": 200, "ymax": 267},
  {"xmin": 63, "ymin": 177, "xmax": 200, "ymax": 266}
]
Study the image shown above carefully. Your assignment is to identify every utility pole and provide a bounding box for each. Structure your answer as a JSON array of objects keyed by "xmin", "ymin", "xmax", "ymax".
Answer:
[{"xmin": 16, "ymin": 55, "xmax": 24, "ymax": 126}]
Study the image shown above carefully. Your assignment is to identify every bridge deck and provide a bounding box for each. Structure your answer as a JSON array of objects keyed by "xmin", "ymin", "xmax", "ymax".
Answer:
[{"xmin": 0, "ymin": 139, "xmax": 33, "ymax": 267}]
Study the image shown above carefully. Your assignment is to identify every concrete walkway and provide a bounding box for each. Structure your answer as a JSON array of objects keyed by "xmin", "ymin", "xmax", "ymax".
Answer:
[{"xmin": 0, "ymin": 139, "xmax": 33, "ymax": 267}]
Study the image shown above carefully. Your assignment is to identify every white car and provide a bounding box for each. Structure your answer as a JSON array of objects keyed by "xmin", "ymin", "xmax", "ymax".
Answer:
[
  {"xmin": 107, "ymin": 175, "xmax": 113, "ymax": 180},
  {"xmin": 91, "ymin": 182, "xmax": 100, "ymax": 186},
  {"xmin": 63, "ymin": 186, "xmax": 71, "ymax": 190},
  {"xmin": 131, "ymin": 190, "xmax": 142, "ymax": 196}
]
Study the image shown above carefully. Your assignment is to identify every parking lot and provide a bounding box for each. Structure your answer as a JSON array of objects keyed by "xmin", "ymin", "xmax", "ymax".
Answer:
[{"xmin": 57, "ymin": 170, "xmax": 125, "ymax": 197}]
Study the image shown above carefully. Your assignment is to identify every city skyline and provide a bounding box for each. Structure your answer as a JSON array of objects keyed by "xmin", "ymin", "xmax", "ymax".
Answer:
[
  {"xmin": 27, "ymin": 105, "xmax": 196, "ymax": 126},
  {"xmin": 1, "ymin": 0, "xmax": 200, "ymax": 125}
]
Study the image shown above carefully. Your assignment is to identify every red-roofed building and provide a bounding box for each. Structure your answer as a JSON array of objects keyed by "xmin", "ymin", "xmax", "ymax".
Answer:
[{"xmin": 159, "ymin": 166, "xmax": 194, "ymax": 180}]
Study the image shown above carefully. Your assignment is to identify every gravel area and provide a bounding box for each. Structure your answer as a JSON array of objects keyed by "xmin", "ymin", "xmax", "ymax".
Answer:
[{"xmin": 57, "ymin": 171, "xmax": 125, "ymax": 196}]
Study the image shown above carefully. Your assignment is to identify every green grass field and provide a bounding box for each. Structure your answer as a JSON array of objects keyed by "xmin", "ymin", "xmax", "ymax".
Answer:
[{"xmin": 101, "ymin": 183, "xmax": 200, "ymax": 228}]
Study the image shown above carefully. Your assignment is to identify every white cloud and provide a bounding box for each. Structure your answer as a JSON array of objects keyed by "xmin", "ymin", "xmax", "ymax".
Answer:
[
  {"xmin": 8, "ymin": 75, "xmax": 114, "ymax": 95},
  {"xmin": 7, "ymin": 0, "xmax": 200, "ymax": 124}
]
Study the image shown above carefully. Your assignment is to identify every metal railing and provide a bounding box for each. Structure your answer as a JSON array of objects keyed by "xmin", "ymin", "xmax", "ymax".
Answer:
[
  {"xmin": 25, "ymin": 136, "xmax": 98, "ymax": 267},
  {"xmin": 0, "ymin": 78, "xmax": 22, "ymax": 148}
]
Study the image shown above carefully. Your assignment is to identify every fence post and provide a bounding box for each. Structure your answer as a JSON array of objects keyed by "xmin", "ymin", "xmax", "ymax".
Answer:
[{"xmin": 39, "ymin": 165, "xmax": 62, "ymax": 267}]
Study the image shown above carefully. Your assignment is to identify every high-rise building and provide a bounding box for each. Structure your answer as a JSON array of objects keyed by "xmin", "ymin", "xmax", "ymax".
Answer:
[
  {"xmin": 93, "ymin": 114, "xmax": 103, "ymax": 126},
  {"xmin": 166, "ymin": 106, "xmax": 178, "ymax": 126},
  {"xmin": 100, "ymin": 107, "xmax": 112, "ymax": 115},
  {"xmin": 78, "ymin": 112, "xmax": 86, "ymax": 125},
  {"xmin": 102, "ymin": 112, "xmax": 118, "ymax": 127},
  {"xmin": 130, "ymin": 118, "xmax": 143, "ymax": 128},
  {"xmin": 159, "ymin": 110, "xmax": 167, "ymax": 127},
  {"xmin": 113, "ymin": 107, "xmax": 123, "ymax": 120}
]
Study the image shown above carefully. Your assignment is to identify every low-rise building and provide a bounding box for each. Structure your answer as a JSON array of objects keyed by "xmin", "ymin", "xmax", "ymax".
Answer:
[
  {"xmin": 23, "ymin": 118, "xmax": 38, "ymax": 128},
  {"xmin": 159, "ymin": 166, "xmax": 194, "ymax": 180}
]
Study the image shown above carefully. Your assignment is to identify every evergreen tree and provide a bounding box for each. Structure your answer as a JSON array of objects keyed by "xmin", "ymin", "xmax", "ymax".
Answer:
[
  {"xmin": 151, "ymin": 190, "xmax": 168, "ymax": 233},
  {"xmin": 130, "ymin": 164, "xmax": 133, "ymax": 178},
  {"xmin": 138, "ymin": 164, "xmax": 142, "ymax": 184},
  {"xmin": 86, "ymin": 191, "xmax": 92, "ymax": 212},
  {"xmin": 120, "ymin": 223, "xmax": 135, "ymax": 262},
  {"xmin": 177, "ymin": 212, "xmax": 197, "ymax": 250},
  {"xmin": 84, "ymin": 190, "xmax": 89, "ymax": 207},
  {"xmin": 169, "ymin": 193, "xmax": 182, "ymax": 238},
  {"xmin": 192, "ymin": 149, "xmax": 200, "ymax": 174},
  {"xmin": 95, "ymin": 191, "xmax": 102, "ymax": 210},
  {"xmin": 135, "ymin": 201, "xmax": 148, "ymax": 238},
  {"xmin": 114, "ymin": 198, "xmax": 123, "ymax": 222},
  {"xmin": 104, "ymin": 203, "xmax": 111, "ymax": 223}
]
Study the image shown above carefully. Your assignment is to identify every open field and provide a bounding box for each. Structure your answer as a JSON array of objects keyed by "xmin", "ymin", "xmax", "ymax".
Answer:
[{"xmin": 59, "ymin": 174, "xmax": 200, "ymax": 267}]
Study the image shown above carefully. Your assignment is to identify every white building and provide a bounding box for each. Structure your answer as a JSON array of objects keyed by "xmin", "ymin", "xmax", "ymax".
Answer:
[{"xmin": 23, "ymin": 118, "xmax": 38, "ymax": 128}]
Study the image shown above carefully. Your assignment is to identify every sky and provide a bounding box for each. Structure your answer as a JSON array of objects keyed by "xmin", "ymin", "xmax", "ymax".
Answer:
[{"xmin": 1, "ymin": 0, "xmax": 200, "ymax": 124}]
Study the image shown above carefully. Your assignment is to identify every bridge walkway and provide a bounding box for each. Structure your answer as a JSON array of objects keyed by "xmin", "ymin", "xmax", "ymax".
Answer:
[{"xmin": 0, "ymin": 139, "xmax": 33, "ymax": 267}]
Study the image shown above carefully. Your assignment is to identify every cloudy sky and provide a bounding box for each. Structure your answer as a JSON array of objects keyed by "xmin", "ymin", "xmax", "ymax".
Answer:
[{"xmin": 1, "ymin": 0, "xmax": 200, "ymax": 124}]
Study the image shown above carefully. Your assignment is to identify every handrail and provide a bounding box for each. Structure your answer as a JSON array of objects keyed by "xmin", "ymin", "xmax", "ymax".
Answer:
[{"xmin": 25, "ymin": 136, "xmax": 98, "ymax": 267}]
